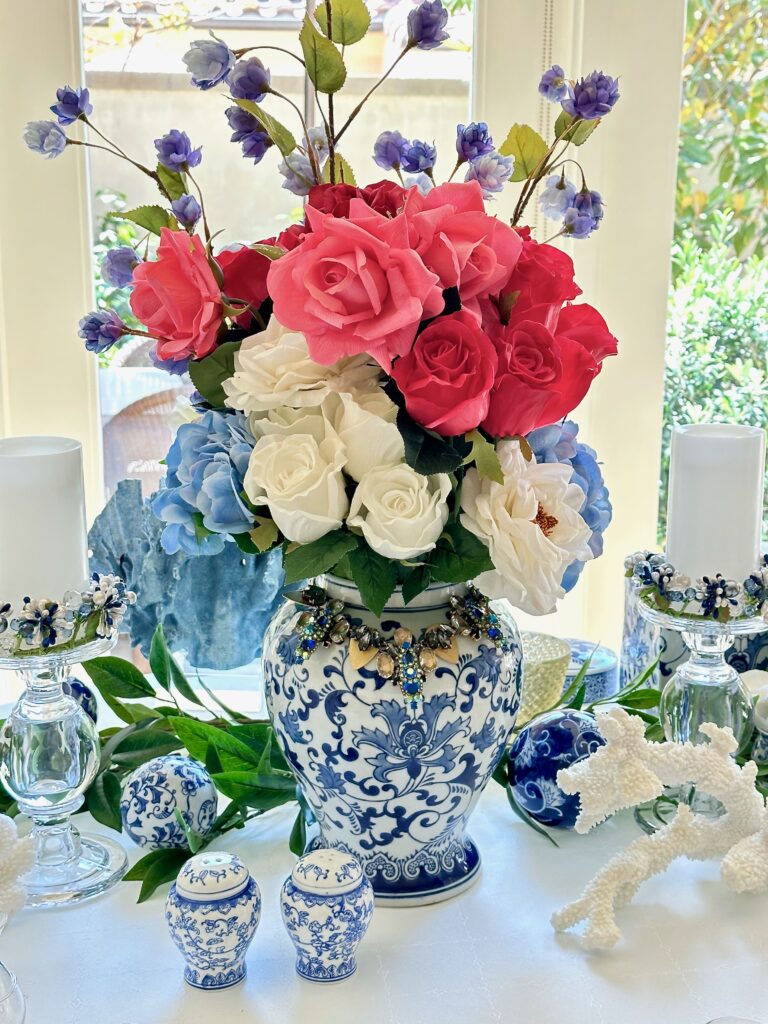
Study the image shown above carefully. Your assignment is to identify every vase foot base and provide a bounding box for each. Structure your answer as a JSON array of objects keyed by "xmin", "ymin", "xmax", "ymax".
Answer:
[
  {"xmin": 25, "ymin": 834, "xmax": 128, "ymax": 908},
  {"xmin": 373, "ymin": 861, "xmax": 481, "ymax": 907}
]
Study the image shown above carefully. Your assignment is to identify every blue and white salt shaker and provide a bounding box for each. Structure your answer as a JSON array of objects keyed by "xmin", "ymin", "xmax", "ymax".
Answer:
[
  {"xmin": 165, "ymin": 851, "xmax": 261, "ymax": 990},
  {"xmin": 280, "ymin": 848, "xmax": 374, "ymax": 983}
]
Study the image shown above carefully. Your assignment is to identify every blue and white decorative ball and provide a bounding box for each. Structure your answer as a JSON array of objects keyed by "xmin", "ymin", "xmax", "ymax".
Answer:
[
  {"xmin": 63, "ymin": 676, "xmax": 98, "ymax": 723},
  {"xmin": 507, "ymin": 710, "xmax": 605, "ymax": 829},
  {"xmin": 120, "ymin": 754, "xmax": 218, "ymax": 850}
]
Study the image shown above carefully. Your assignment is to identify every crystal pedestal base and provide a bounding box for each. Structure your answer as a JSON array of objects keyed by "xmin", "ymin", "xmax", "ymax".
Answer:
[{"xmin": 24, "ymin": 827, "xmax": 127, "ymax": 908}]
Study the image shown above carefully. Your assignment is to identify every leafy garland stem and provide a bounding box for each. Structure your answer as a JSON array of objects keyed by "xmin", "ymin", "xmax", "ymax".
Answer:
[
  {"xmin": 270, "ymin": 88, "xmax": 322, "ymax": 183},
  {"xmin": 511, "ymin": 119, "xmax": 582, "ymax": 225},
  {"xmin": 324, "ymin": 0, "xmax": 337, "ymax": 183},
  {"xmin": 334, "ymin": 46, "xmax": 411, "ymax": 146}
]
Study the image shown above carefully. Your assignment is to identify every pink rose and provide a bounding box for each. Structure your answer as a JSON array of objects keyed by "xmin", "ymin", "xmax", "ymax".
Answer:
[
  {"xmin": 267, "ymin": 201, "xmax": 444, "ymax": 368},
  {"xmin": 482, "ymin": 318, "xmax": 598, "ymax": 438},
  {"xmin": 556, "ymin": 302, "xmax": 618, "ymax": 362},
  {"xmin": 131, "ymin": 229, "xmax": 222, "ymax": 361},
  {"xmin": 391, "ymin": 310, "xmax": 498, "ymax": 435},
  {"xmin": 403, "ymin": 181, "xmax": 522, "ymax": 303}
]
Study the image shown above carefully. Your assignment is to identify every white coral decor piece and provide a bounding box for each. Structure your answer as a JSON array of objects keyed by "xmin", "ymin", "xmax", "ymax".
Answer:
[
  {"xmin": 0, "ymin": 815, "xmax": 34, "ymax": 923},
  {"xmin": 551, "ymin": 707, "xmax": 768, "ymax": 951}
]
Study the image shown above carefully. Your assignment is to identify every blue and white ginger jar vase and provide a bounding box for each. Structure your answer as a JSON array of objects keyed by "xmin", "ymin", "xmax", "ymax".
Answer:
[
  {"xmin": 165, "ymin": 851, "xmax": 261, "ymax": 990},
  {"xmin": 120, "ymin": 754, "xmax": 218, "ymax": 849},
  {"xmin": 264, "ymin": 577, "xmax": 523, "ymax": 906},
  {"xmin": 281, "ymin": 848, "xmax": 373, "ymax": 983}
]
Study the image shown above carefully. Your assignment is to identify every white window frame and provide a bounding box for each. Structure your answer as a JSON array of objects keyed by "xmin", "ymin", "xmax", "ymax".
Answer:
[{"xmin": 0, "ymin": 0, "xmax": 686, "ymax": 646}]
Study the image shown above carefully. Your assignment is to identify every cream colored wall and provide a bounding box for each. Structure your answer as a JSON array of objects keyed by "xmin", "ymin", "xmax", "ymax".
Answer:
[
  {"xmin": 475, "ymin": 0, "xmax": 685, "ymax": 648},
  {"xmin": 0, "ymin": 0, "xmax": 103, "ymax": 518}
]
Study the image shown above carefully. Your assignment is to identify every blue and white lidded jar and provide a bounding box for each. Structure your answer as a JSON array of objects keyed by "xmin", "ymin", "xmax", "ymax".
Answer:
[
  {"xmin": 563, "ymin": 639, "xmax": 619, "ymax": 703},
  {"xmin": 280, "ymin": 849, "xmax": 374, "ymax": 983},
  {"xmin": 120, "ymin": 754, "xmax": 218, "ymax": 850},
  {"xmin": 165, "ymin": 851, "xmax": 261, "ymax": 990}
]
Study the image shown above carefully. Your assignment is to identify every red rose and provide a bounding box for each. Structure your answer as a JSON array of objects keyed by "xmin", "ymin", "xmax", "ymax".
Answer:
[
  {"xmin": 391, "ymin": 310, "xmax": 498, "ymax": 435},
  {"xmin": 307, "ymin": 182, "xmax": 361, "ymax": 218},
  {"xmin": 275, "ymin": 223, "xmax": 306, "ymax": 252},
  {"xmin": 556, "ymin": 302, "xmax": 618, "ymax": 362},
  {"xmin": 130, "ymin": 228, "xmax": 222, "ymax": 362},
  {"xmin": 217, "ymin": 244, "xmax": 271, "ymax": 328},
  {"xmin": 482, "ymin": 318, "xmax": 598, "ymax": 438},
  {"xmin": 501, "ymin": 233, "xmax": 581, "ymax": 320},
  {"xmin": 360, "ymin": 180, "xmax": 407, "ymax": 217}
]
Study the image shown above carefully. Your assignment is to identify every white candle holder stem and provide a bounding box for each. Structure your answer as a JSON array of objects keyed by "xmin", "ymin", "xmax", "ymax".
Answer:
[{"xmin": 0, "ymin": 638, "xmax": 127, "ymax": 907}]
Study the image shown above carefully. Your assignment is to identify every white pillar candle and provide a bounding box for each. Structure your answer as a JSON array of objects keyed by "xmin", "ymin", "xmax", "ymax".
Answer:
[
  {"xmin": 0, "ymin": 436, "xmax": 89, "ymax": 606},
  {"xmin": 666, "ymin": 424, "xmax": 766, "ymax": 583}
]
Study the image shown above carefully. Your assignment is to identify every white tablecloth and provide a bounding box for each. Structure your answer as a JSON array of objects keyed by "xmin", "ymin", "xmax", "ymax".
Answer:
[{"xmin": 7, "ymin": 785, "xmax": 768, "ymax": 1024}]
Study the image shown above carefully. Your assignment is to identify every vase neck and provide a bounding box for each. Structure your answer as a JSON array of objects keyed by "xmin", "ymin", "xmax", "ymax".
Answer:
[{"xmin": 319, "ymin": 576, "xmax": 468, "ymax": 613}]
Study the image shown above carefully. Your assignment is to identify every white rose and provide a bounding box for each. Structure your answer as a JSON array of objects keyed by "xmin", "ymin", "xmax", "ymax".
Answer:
[
  {"xmin": 460, "ymin": 440, "xmax": 593, "ymax": 615},
  {"xmin": 249, "ymin": 405, "xmax": 328, "ymax": 445},
  {"xmin": 348, "ymin": 464, "xmax": 451, "ymax": 560},
  {"xmin": 323, "ymin": 392, "xmax": 404, "ymax": 483},
  {"xmin": 244, "ymin": 422, "xmax": 348, "ymax": 544},
  {"xmin": 223, "ymin": 316, "xmax": 383, "ymax": 415}
]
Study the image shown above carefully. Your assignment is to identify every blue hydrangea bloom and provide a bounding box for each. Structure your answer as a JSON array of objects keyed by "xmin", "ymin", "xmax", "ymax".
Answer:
[
  {"xmin": 527, "ymin": 420, "xmax": 612, "ymax": 592},
  {"xmin": 373, "ymin": 130, "xmax": 410, "ymax": 171},
  {"xmin": 78, "ymin": 310, "xmax": 125, "ymax": 354},
  {"xmin": 154, "ymin": 130, "xmax": 202, "ymax": 171},
  {"xmin": 455, "ymin": 122, "xmax": 494, "ymax": 163},
  {"xmin": 50, "ymin": 85, "xmax": 92, "ymax": 125},
  {"xmin": 563, "ymin": 188, "xmax": 604, "ymax": 238},
  {"xmin": 464, "ymin": 151, "xmax": 514, "ymax": 197},
  {"xmin": 183, "ymin": 38, "xmax": 235, "ymax": 90},
  {"xmin": 101, "ymin": 246, "xmax": 140, "ymax": 288},
  {"xmin": 171, "ymin": 193, "xmax": 202, "ymax": 229},
  {"xmin": 229, "ymin": 57, "xmax": 271, "ymax": 102},
  {"xmin": 538, "ymin": 65, "xmax": 568, "ymax": 103},
  {"xmin": 151, "ymin": 410, "xmax": 257, "ymax": 556},
  {"xmin": 562, "ymin": 71, "xmax": 620, "ymax": 120},
  {"xmin": 402, "ymin": 139, "xmax": 437, "ymax": 174},
  {"xmin": 279, "ymin": 152, "xmax": 315, "ymax": 196},
  {"xmin": 23, "ymin": 121, "xmax": 67, "ymax": 159},
  {"xmin": 539, "ymin": 173, "xmax": 577, "ymax": 220},
  {"xmin": 150, "ymin": 347, "xmax": 190, "ymax": 376},
  {"xmin": 407, "ymin": 0, "xmax": 449, "ymax": 50},
  {"xmin": 405, "ymin": 172, "xmax": 434, "ymax": 195}
]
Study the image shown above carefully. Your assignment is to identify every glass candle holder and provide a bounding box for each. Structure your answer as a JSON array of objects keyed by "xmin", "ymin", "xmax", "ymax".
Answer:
[{"xmin": 0, "ymin": 637, "xmax": 127, "ymax": 907}]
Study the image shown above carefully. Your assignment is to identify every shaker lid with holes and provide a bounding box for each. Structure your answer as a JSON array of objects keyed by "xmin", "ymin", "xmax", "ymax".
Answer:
[
  {"xmin": 291, "ymin": 849, "xmax": 364, "ymax": 896},
  {"xmin": 176, "ymin": 851, "xmax": 251, "ymax": 902}
]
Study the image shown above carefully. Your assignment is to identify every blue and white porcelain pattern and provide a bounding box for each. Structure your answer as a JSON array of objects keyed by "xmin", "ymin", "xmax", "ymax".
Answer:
[
  {"xmin": 263, "ymin": 578, "xmax": 523, "ymax": 907},
  {"xmin": 62, "ymin": 676, "xmax": 98, "ymax": 723},
  {"xmin": 507, "ymin": 709, "xmax": 605, "ymax": 829},
  {"xmin": 165, "ymin": 851, "xmax": 261, "ymax": 990},
  {"xmin": 120, "ymin": 754, "xmax": 218, "ymax": 850},
  {"xmin": 280, "ymin": 849, "xmax": 373, "ymax": 983},
  {"xmin": 563, "ymin": 639, "xmax": 619, "ymax": 702}
]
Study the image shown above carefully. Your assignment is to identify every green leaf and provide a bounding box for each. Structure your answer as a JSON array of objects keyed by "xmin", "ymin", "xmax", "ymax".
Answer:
[
  {"xmin": 347, "ymin": 544, "xmax": 397, "ymax": 616},
  {"xmin": 168, "ymin": 717, "xmax": 264, "ymax": 769},
  {"xmin": 84, "ymin": 657, "xmax": 156, "ymax": 699},
  {"xmin": 188, "ymin": 340, "xmax": 241, "ymax": 409},
  {"xmin": 233, "ymin": 517, "xmax": 279, "ymax": 555},
  {"xmin": 299, "ymin": 14, "xmax": 347, "ymax": 94},
  {"xmin": 168, "ymin": 655, "xmax": 205, "ymax": 708},
  {"xmin": 204, "ymin": 742, "xmax": 224, "ymax": 775},
  {"xmin": 233, "ymin": 98, "xmax": 297, "ymax": 157},
  {"xmin": 85, "ymin": 771, "xmax": 123, "ymax": 832},
  {"xmin": 174, "ymin": 809, "xmax": 204, "ymax": 854},
  {"xmin": 505, "ymin": 785, "xmax": 559, "ymax": 847},
  {"xmin": 618, "ymin": 688, "xmax": 662, "ymax": 710},
  {"xmin": 110, "ymin": 728, "xmax": 183, "ymax": 767},
  {"xmin": 322, "ymin": 153, "xmax": 357, "ymax": 186},
  {"xmin": 429, "ymin": 520, "xmax": 494, "ymax": 584},
  {"xmin": 283, "ymin": 530, "xmax": 359, "ymax": 584},
  {"xmin": 124, "ymin": 848, "xmax": 191, "ymax": 903},
  {"xmin": 554, "ymin": 110, "xmax": 600, "ymax": 146},
  {"xmin": 567, "ymin": 682, "xmax": 587, "ymax": 711},
  {"xmin": 401, "ymin": 565, "xmax": 433, "ymax": 606},
  {"xmin": 211, "ymin": 771, "xmax": 298, "ymax": 809},
  {"xmin": 114, "ymin": 205, "xmax": 174, "ymax": 236},
  {"xmin": 156, "ymin": 163, "xmax": 187, "ymax": 201},
  {"xmin": 250, "ymin": 243, "xmax": 285, "ymax": 260},
  {"xmin": 398, "ymin": 409, "xmax": 472, "ymax": 476},
  {"xmin": 149, "ymin": 625, "xmax": 172, "ymax": 691},
  {"xmin": 289, "ymin": 806, "xmax": 307, "ymax": 856},
  {"xmin": 499, "ymin": 123, "xmax": 548, "ymax": 181},
  {"xmin": 466, "ymin": 430, "xmax": 504, "ymax": 484},
  {"xmin": 315, "ymin": 0, "xmax": 371, "ymax": 45}
]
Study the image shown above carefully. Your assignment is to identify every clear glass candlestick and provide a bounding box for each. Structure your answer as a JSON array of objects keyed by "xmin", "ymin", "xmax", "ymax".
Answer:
[{"xmin": 0, "ymin": 637, "xmax": 128, "ymax": 907}]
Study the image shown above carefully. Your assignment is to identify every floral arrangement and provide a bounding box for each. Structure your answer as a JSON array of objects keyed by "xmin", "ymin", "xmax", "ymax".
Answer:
[{"xmin": 26, "ymin": 1, "xmax": 620, "ymax": 617}]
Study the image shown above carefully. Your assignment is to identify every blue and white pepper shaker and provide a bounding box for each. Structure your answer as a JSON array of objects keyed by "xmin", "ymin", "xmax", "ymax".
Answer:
[
  {"xmin": 165, "ymin": 851, "xmax": 261, "ymax": 990},
  {"xmin": 280, "ymin": 849, "xmax": 374, "ymax": 983}
]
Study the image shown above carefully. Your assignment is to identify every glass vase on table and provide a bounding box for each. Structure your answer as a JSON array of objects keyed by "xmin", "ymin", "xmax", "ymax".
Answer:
[{"xmin": 0, "ymin": 637, "xmax": 127, "ymax": 907}]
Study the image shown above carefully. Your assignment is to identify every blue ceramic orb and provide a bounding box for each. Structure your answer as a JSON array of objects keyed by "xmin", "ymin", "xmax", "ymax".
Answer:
[
  {"xmin": 63, "ymin": 677, "xmax": 98, "ymax": 723},
  {"xmin": 120, "ymin": 754, "xmax": 218, "ymax": 850},
  {"xmin": 507, "ymin": 709, "xmax": 605, "ymax": 829}
]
